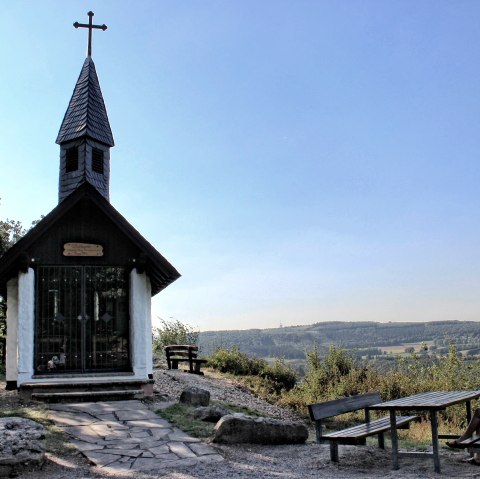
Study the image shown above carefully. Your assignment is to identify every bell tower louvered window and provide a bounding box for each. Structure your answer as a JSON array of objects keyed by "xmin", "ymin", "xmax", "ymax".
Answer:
[
  {"xmin": 92, "ymin": 148, "xmax": 104, "ymax": 174},
  {"xmin": 65, "ymin": 147, "xmax": 78, "ymax": 172}
]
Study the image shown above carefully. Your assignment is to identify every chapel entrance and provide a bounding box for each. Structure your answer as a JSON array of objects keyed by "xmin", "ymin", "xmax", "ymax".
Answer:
[{"xmin": 34, "ymin": 266, "xmax": 131, "ymax": 374}]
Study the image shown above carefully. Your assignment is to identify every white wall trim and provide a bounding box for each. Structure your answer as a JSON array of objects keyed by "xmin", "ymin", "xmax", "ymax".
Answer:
[
  {"xmin": 130, "ymin": 270, "xmax": 152, "ymax": 378},
  {"xmin": 6, "ymin": 277, "xmax": 19, "ymax": 382},
  {"xmin": 17, "ymin": 268, "xmax": 35, "ymax": 385}
]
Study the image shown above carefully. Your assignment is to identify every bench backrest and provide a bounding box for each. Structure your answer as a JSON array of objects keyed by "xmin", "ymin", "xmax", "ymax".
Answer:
[
  {"xmin": 165, "ymin": 345, "xmax": 198, "ymax": 355},
  {"xmin": 308, "ymin": 392, "xmax": 382, "ymax": 421}
]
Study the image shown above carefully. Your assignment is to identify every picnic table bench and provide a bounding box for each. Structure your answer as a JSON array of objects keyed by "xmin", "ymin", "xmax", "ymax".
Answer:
[
  {"xmin": 370, "ymin": 390, "xmax": 480, "ymax": 472},
  {"xmin": 164, "ymin": 344, "xmax": 207, "ymax": 375},
  {"xmin": 308, "ymin": 392, "xmax": 418, "ymax": 463}
]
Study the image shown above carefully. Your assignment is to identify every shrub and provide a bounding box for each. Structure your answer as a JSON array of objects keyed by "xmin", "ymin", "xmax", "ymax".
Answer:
[
  {"xmin": 207, "ymin": 347, "xmax": 297, "ymax": 396},
  {"xmin": 208, "ymin": 347, "xmax": 266, "ymax": 376},
  {"xmin": 152, "ymin": 318, "xmax": 199, "ymax": 355}
]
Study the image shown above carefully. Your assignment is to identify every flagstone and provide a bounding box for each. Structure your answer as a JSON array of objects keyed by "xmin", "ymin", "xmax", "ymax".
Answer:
[
  {"xmin": 48, "ymin": 400, "xmax": 223, "ymax": 470},
  {"xmin": 124, "ymin": 418, "xmax": 171, "ymax": 428},
  {"xmin": 151, "ymin": 428, "xmax": 172, "ymax": 440},
  {"xmin": 83, "ymin": 451, "xmax": 120, "ymax": 467},
  {"xmin": 49, "ymin": 410, "xmax": 96, "ymax": 426},
  {"xmin": 103, "ymin": 448, "xmax": 143, "ymax": 457},
  {"xmin": 115, "ymin": 409, "xmax": 160, "ymax": 421},
  {"xmin": 129, "ymin": 431, "xmax": 151, "ymax": 438},
  {"xmin": 93, "ymin": 413, "xmax": 117, "ymax": 422},
  {"xmin": 188, "ymin": 442, "xmax": 219, "ymax": 456},
  {"xmin": 62, "ymin": 425, "xmax": 103, "ymax": 443},
  {"xmin": 70, "ymin": 439, "xmax": 106, "ymax": 452},
  {"xmin": 167, "ymin": 441, "xmax": 198, "ymax": 458},
  {"xmin": 148, "ymin": 444, "xmax": 169, "ymax": 455}
]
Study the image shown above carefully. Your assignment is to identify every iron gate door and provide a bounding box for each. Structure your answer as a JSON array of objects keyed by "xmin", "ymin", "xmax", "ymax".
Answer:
[{"xmin": 35, "ymin": 266, "xmax": 131, "ymax": 374}]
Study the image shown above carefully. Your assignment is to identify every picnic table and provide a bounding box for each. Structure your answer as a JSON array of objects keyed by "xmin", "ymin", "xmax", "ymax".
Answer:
[{"xmin": 370, "ymin": 390, "xmax": 480, "ymax": 473}]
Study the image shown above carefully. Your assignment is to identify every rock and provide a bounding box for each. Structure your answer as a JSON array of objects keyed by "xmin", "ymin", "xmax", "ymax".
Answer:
[
  {"xmin": 179, "ymin": 387, "xmax": 210, "ymax": 407},
  {"xmin": 193, "ymin": 405, "xmax": 231, "ymax": 422},
  {"xmin": 0, "ymin": 417, "xmax": 46, "ymax": 467},
  {"xmin": 213, "ymin": 413, "xmax": 308, "ymax": 445}
]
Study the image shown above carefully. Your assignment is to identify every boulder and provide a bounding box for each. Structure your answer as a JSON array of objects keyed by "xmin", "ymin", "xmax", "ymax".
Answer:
[
  {"xmin": 193, "ymin": 405, "xmax": 231, "ymax": 422},
  {"xmin": 179, "ymin": 387, "xmax": 210, "ymax": 407},
  {"xmin": 0, "ymin": 417, "xmax": 46, "ymax": 467},
  {"xmin": 213, "ymin": 413, "xmax": 308, "ymax": 445}
]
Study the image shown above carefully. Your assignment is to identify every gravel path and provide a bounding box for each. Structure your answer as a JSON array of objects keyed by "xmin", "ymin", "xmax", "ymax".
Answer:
[{"xmin": 151, "ymin": 369, "xmax": 301, "ymax": 421}]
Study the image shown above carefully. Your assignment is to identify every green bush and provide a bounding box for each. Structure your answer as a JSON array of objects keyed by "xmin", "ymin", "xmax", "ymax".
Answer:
[
  {"xmin": 208, "ymin": 347, "xmax": 297, "ymax": 395},
  {"xmin": 152, "ymin": 318, "xmax": 199, "ymax": 360},
  {"xmin": 208, "ymin": 347, "xmax": 266, "ymax": 375}
]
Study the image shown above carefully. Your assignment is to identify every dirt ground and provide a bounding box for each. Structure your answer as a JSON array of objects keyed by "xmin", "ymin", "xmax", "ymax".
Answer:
[{"xmin": 2, "ymin": 377, "xmax": 480, "ymax": 479}]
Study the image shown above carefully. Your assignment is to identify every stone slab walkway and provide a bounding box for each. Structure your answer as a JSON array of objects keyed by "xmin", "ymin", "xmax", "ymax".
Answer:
[{"xmin": 48, "ymin": 400, "xmax": 223, "ymax": 474}]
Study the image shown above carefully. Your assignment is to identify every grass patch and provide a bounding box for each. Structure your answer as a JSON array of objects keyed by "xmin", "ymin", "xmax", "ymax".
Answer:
[
  {"xmin": 211, "ymin": 400, "xmax": 265, "ymax": 417},
  {"xmin": 156, "ymin": 401, "xmax": 270, "ymax": 439},
  {"xmin": 157, "ymin": 403, "xmax": 214, "ymax": 438}
]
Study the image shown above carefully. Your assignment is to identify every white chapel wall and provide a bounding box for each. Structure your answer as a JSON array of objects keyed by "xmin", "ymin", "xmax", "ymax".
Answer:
[
  {"xmin": 17, "ymin": 268, "xmax": 35, "ymax": 385},
  {"xmin": 6, "ymin": 277, "xmax": 19, "ymax": 383},
  {"xmin": 130, "ymin": 269, "xmax": 153, "ymax": 378}
]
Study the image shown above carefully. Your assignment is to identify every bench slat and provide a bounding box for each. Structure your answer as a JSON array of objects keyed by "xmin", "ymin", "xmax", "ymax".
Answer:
[
  {"xmin": 164, "ymin": 344, "xmax": 206, "ymax": 375},
  {"xmin": 308, "ymin": 392, "xmax": 382, "ymax": 421},
  {"xmin": 323, "ymin": 415, "xmax": 417, "ymax": 440}
]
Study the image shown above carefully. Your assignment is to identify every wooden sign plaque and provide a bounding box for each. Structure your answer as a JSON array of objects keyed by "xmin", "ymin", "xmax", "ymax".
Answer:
[{"xmin": 63, "ymin": 242, "xmax": 103, "ymax": 257}]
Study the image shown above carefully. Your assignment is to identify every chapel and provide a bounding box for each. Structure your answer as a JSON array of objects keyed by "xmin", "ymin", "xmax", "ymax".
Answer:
[{"xmin": 0, "ymin": 12, "xmax": 180, "ymax": 399}]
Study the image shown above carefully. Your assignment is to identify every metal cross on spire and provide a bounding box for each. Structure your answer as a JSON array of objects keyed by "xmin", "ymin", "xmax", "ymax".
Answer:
[{"xmin": 73, "ymin": 11, "xmax": 107, "ymax": 58}]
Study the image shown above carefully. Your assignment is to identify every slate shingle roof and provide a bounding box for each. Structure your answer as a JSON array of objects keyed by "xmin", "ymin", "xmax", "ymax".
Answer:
[{"xmin": 56, "ymin": 57, "xmax": 114, "ymax": 147}]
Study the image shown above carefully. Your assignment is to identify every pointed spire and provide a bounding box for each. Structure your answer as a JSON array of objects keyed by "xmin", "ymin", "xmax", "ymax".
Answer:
[{"xmin": 56, "ymin": 57, "xmax": 114, "ymax": 147}]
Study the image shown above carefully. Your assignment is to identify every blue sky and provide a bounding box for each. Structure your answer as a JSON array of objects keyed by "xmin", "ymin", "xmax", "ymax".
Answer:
[{"xmin": 1, "ymin": 1, "xmax": 480, "ymax": 331}]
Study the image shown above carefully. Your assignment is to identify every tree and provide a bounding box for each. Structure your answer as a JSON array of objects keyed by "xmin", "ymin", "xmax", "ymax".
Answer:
[{"xmin": 0, "ymin": 200, "xmax": 32, "ymax": 368}]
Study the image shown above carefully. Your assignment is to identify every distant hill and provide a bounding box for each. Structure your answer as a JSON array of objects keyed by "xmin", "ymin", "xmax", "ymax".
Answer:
[{"xmin": 198, "ymin": 320, "xmax": 480, "ymax": 359}]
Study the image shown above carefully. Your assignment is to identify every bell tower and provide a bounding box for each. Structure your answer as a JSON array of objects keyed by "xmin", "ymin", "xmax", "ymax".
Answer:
[{"xmin": 56, "ymin": 12, "xmax": 114, "ymax": 203}]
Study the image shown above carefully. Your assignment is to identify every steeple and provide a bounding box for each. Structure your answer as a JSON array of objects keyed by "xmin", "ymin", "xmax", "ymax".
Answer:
[{"xmin": 56, "ymin": 12, "xmax": 113, "ymax": 203}]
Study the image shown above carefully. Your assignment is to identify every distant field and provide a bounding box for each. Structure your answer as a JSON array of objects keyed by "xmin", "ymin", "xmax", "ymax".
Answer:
[{"xmin": 381, "ymin": 341, "xmax": 435, "ymax": 354}]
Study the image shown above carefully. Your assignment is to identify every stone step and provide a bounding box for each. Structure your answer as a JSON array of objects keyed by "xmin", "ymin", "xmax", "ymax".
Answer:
[
  {"xmin": 21, "ymin": 378, "xmax": 153, "ymax": 389},
  {"xmin": 20, "ymin": 377, "xmax": 154, "ymax": 402},
  {"xmin": 31, "ymin": 389, "xmax": 144, "ymax": 402}
]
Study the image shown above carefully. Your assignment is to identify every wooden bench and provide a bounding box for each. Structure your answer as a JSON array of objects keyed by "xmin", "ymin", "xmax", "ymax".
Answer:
[
  {"xmin": 308, "ymin": 392, "xmax": 418, "ymax": 462},
  {"xmin": 164, "ymin": 345, "xmax": 207, "ymax": 375}
]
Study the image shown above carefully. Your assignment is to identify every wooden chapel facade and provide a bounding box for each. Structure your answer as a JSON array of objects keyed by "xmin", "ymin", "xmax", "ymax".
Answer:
[{"xmin": 0, "ymin": 15, "xmax": 180, "ymax": 397}]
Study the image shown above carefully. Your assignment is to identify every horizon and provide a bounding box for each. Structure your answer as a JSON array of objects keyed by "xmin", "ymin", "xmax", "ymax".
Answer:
[
  {"xmin": 181, "ymin": 318, "xmax": 480, "ymax": 335},
  {"xmin": 2, "ymin": 2, "xmax": 480, "ymax": 332}
]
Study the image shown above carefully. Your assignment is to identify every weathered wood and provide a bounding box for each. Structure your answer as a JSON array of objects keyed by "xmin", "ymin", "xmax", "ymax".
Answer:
[
  {"xmin": 308, "ymin": 393, "xmax": 418, "ymax": 465},
  {"xmin": 308, "ymin": 392, "xmax": 381, "ymax": 421},
  {"xmin": 370, "ymin": 390, "xmax": 480, "ymax": 411},
  {"xmin": 370, "ymin": 390, "xmax": 480, "ymax": 473},
  {"xmin": 164, "ymin": 345, "xmax": 207, "ymax": 375},
  {"xmin": 322, "ymin": 415, "xmax": 416, "ymax": 442}
]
